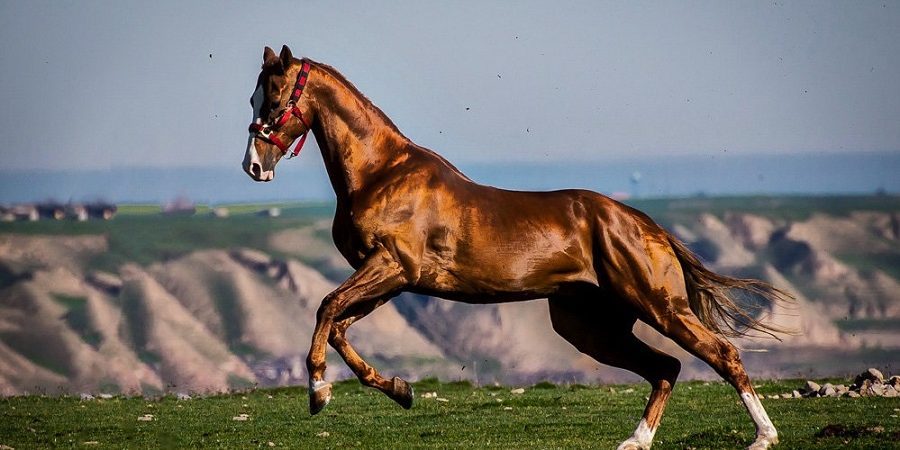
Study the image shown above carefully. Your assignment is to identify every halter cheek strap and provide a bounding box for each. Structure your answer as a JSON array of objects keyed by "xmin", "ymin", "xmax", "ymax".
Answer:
[{"xmin": 248, "ymin": 60, "xmax": 313, "ymax": 158}]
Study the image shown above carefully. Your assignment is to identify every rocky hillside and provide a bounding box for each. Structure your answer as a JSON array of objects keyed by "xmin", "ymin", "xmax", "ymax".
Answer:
[
  {"xmin": 0, "ymin": 237, "xmax": 445, "ymax": 395},
  {"xmin": 0, "ymin": 198, "xmax": 897, "ymax": 395},
  {"xmin": 671, "ymin": 210, "xmax": 900, "ymax": 323}
]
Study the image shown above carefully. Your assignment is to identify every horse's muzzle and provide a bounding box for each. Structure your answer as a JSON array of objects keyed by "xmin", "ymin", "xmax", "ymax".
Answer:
[{"xmin": 243, "ymin": 159, "xmax": 274, "ymax": 182}]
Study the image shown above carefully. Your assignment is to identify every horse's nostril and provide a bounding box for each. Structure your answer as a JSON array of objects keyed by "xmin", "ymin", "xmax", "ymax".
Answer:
[{"xmin": 250, "ymin": 162, "xmax": 262, "ymax": 178}]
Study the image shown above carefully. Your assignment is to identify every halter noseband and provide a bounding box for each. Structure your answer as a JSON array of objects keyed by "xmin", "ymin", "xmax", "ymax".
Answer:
[{"xmin": 248, "ymin": 60, "xmax": 313, "ymax": 159}]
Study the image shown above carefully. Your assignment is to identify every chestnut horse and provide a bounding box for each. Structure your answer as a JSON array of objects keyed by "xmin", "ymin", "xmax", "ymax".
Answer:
[{"xmin": 242, "ymin": 45, "xmax": 789, "ymax": 450}]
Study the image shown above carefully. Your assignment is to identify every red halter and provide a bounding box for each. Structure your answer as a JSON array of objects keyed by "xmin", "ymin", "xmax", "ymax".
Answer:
[{"xmin": 248, "ymin": 60, "xmax": 313, "ymax": 159}]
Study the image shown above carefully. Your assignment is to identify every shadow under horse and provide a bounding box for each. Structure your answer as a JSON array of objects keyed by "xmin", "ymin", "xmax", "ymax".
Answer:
[{"xmin": 242, "ymin": 45, "xmax": 791, "ymax": 450}]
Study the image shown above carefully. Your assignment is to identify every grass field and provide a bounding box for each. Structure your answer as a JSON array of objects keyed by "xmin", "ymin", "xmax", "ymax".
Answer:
[
  {"xmin": 627, "ymin": 194, "xmax": 900, "ymax": 223},
  {"xmin": 2, "ymin": 379, "xmax": 898, "ymax": 449}
]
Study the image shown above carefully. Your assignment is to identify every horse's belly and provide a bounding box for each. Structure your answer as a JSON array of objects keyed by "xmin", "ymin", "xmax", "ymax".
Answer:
[{"xmin": 418, "ymin": 247, "xmax": 597, "ymax": 300}]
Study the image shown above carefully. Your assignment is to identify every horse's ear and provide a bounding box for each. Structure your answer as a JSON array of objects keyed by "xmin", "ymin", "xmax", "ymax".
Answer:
[
  {"xmin": 280, "ymin": 45, "xmax": 294, "ymax": 66},
  {"xmin": 263, "ymin": 46, "xmax": 278, "ymax": 66}
]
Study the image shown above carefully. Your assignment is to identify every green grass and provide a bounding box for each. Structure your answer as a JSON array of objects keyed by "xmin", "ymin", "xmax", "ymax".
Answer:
[
  {"xmin": 1, "ymin": 379, "xmax": 897, "ymax": 449},
  {"xmin": 0, "ymin": 332, "xmax": 70, "ymax": 377},
  {"xmin": 626, "ymin": 194, "xmax": 900, "ymax": 224},
  {"xmin": 836, "ymin": 318, "xmax": 900, "ymax": 332},
  {"xmin": 836, "ymin": 252, "xmax": 900, "ymax": 280},
  {"xmin": 52, "ymin": 294, "xmax": 103, "ymax": 349}
]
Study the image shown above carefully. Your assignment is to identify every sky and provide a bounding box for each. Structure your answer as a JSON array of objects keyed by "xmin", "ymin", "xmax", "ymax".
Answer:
[{"xmin": 1, "ymin": 1, "xmax": 899, "ymax": 176}]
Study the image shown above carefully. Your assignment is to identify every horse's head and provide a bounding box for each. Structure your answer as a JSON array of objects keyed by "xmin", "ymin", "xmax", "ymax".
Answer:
[{"xmin": 243, "ymin": 45, "xmax": 315, "ymax": 182}]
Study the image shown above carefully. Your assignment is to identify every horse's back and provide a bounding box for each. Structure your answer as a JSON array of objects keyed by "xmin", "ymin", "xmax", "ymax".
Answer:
[{"xmin": 393, "ymin": 152, "xmax": 680, "ymax": 301}]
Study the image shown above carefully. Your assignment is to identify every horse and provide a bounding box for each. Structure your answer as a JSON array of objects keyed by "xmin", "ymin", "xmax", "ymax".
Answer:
[{"xmin": 242, "ymin": 45, "xmax": 791, "ymax": 450}]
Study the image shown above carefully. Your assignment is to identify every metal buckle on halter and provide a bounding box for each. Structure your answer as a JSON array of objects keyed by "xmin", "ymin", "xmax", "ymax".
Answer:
[
  {"xmin": 259, "ymin": 124, "xmax": 274, "ymax": 139},
  {"xmin": 278, "ymin": 102, "xmax": 296, "ymax": 125},
  {"xmin": 249, "ymin": 121, "xmax": 271, "ymax": 140},
  {"xmin": 249, "ymin": 120, "xmax": 288, "ymax": 152},
  {"xmin": 283, "ymin": 143, "xmax": 300, "ymax": 159}
]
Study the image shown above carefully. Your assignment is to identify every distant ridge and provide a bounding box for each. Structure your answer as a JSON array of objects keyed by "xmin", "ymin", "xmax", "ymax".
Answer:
[{"xmin": 1, "ymin": 151, "xmax": 897, "ymax": 204}]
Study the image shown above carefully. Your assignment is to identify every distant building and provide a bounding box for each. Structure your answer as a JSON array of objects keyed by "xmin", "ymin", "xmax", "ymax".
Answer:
[
  {"xmin": 162, "ymin": 197, "xmax": 196, "ymax": 216},
  {"xmin": 0, "ymin": 202, "xmax": 116, "ymax": 221},
  {"xmin": 211, "ymin": 207, "xmax": 230, "ymax": 218},
  {"xmin": 258, "ymin": 207, "xmax": 281, "ymax": 218},
  {"xmin": 4, "ymin": 204, "xmax": 39, "ymax": 222},
  {"xmin": 85, "ymin": 203, "xmax": 117, "ymax": 220},
  {"xmin": 36, "ymin": 202, "xmax": 66, "ymax": 220},
  {"xmin": 67, "ymin": 204, "xmax": 88, "ymax": 221}
]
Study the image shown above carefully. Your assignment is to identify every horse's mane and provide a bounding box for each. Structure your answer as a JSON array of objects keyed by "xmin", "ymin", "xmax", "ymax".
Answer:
[
  {"xmin": 307, "ymin": 59, "xmax": 405, "ymax": 137},
  {"xmin": 307, "ymin": 58, "xmax": 469, "ymax": 181}
]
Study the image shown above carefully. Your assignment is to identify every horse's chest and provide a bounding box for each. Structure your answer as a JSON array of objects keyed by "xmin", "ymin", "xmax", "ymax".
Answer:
[
  {"xmin": 331, "ymin": 209, "xmax": 396, "ymax": 263},
  {"xmin": 331, "ymin": 213, "xmax": 371, "ymax": 267}
]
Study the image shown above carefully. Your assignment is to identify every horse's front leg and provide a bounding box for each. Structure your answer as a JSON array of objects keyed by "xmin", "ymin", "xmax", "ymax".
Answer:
[
  {"xmin": 306, "ymin": 247, "xmax": 407, "ymax": 415},
  {"xmin": 328, "ymin": 302, "xmax": 414, "ymax": 409}
]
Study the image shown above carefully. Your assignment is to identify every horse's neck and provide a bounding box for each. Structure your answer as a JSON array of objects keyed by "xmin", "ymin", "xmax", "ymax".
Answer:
[{"xmin": 310, "ymin": 70, "xmax": 409, "ymax": 200}]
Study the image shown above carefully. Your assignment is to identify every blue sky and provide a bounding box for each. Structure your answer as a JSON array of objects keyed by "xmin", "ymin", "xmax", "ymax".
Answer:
[{"xmin": 1, "ymin": 1, "xmax": 899, "ymax": 173}]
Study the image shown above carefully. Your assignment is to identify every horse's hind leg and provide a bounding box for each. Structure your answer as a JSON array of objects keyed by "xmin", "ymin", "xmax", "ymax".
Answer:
[
  {"xmin": 548, "ymin": 296, "xmax": 681, "ymax": 450},
  {"xmin": 328, "ymin": 298, "xmax": 414, "ymax": 409},
  {"xmin": 638, "ymin": 302, "xmax": 777, "ymax": 449},
  {"xmin": 616, "ymin": 243, "xmax": 777, "ymax": 449}
]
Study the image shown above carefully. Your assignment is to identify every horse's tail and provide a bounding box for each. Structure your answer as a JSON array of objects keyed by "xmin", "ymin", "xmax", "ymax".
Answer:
[{"xmin": 666, "ymin": 233, "xmax": 794, "ymax": 339}]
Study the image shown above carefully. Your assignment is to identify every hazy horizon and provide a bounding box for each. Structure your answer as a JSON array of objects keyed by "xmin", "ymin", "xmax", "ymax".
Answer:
[{"xmin": 1, "ymin": 150, "xmax": 897, "ymax": 205}]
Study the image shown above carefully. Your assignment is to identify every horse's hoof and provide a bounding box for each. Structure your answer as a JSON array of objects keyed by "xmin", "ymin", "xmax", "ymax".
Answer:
[
  {"xmin": 747, "ymin": 432, "xmax": 778, "ymax": 450},
  {"xmin": 389, "ymin": 376, "xmax": 414, "ymax": 409},
  {"xmin": 309, "ymin": 381, "xmax": 332, "ymax": 415},
  {"xmin": 616, "ymin": 438, "xmax": 650, "ymax": 450}
]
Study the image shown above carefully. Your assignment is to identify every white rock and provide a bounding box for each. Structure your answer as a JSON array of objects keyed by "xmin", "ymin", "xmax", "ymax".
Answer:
[
  {"xmin": 804, "ymin": 381, "xmax": 821, "ymax": 394},
  {"xmin": 888, "ymin": 376, "xmax": 900, "ymax": 388},
  {"xmin": 855, "ymin": 368, "xmax": 884, "ymax": 386},
  {"xmin": 867, "ymin": 368, "xmax": 885, "ymax": 382}
]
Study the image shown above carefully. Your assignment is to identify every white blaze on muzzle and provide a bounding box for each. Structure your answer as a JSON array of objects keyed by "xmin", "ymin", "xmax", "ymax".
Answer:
[
  {"xmin": 246, "ymin": 84, "xmax": 265, "ymax": 154},
  {"xmin": 243, "ymin": 85, "xmax": 274, "ymax": 181}
]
